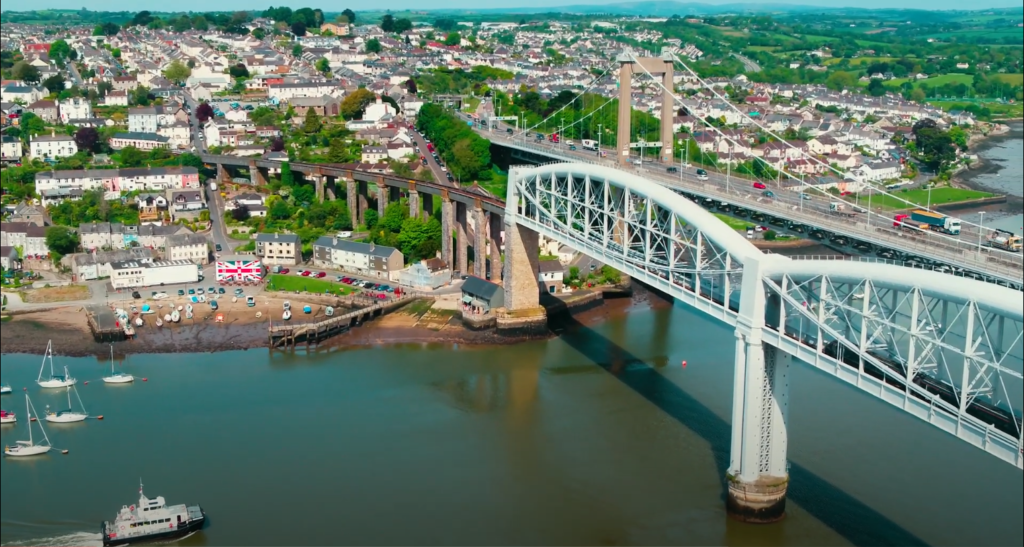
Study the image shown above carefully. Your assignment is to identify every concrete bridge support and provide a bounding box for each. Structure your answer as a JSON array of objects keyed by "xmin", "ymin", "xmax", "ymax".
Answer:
[
  {"xmin": 498, "ymin": 217, "xmax": 546, "ymax": 334},
  {"xmin": 217, "ymin": 164, "xmax": 230, "ymax": 184},
  {"xmin": 358, "ymin": 181, "xmax": 369, "ymax": 225},
  {"xmin": 408, "ymin": 187, "xmax": 421, "ymax": 220},
  {"xmin": 248, "ymin": 161, "xmax": 267, "ymax": 186},
  {"xmin": 441, "ymin": 196, "xmax": 454, "ymax": 268},
  {"xmin": 473, "ymin": 206, "xmax": 487, "ymax": 279},
  {"xmin": 727, "ymin": 256, "xmax": 790, "ymax": 524},
  {"xmin": 421, "ymin": 193, "xmax": 434, "ymax": 221},
  {"xmin": 312, "ymin": 175, "xmax": 325, "ymax": 203},
  {"xmin": 489, "ymin": 212, "xmax": 503, "ymax": 283},
  {"xmin": 346, "ymin": 179, "xmax": 359, "ymax": 227},
  {"xmin": 456, "ymin": 201, "xmax": 469, "ymax": 275},
  {"xmin": 324, "ymin": 176, "xmax": 336, "ymax": 201},
  {"xmin": 377, "ymin": 183, "xmax": 388, "ymax": 218}
]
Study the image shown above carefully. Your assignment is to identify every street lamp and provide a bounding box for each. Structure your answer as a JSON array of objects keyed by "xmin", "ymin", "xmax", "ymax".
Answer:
[
  {"xmin": 867, "ymin": 185, "xmax": 872, "ymax": 228},
  {"xmin": 598, "ymin": 124, "xmax": 602, "ymax": 156},
  {"xmin": 978, "ymin": 211, "xmax": 985, "ymax": 250}
]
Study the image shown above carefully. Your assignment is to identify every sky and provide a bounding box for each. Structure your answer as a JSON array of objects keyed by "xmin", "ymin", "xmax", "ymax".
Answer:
[{"xmin": 7, "ymin": 0, "xmax": 1022, "ymax": 13}]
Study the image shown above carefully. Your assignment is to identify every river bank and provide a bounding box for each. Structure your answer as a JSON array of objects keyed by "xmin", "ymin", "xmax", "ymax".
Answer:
[{"xmin": 954, "ymin": 121, "xmax": 1023, "ymax": 215}]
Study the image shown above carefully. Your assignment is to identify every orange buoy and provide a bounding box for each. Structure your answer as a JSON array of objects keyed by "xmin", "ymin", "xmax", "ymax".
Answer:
[
  {"xmin": 142, "ymin": 378, "xmax": 148, "ymax": 382},
  {"xmin": 97, "ymin": 415, "xmax": 104, "ymax": 420}
]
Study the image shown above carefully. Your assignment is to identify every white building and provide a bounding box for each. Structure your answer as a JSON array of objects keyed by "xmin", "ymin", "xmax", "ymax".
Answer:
[
  {"xmin": 1, "ymin": 135, "xmax": 22, "ymax": 161},
  {"xmin": 110, "ymin": 132, "xmax": 171, "ymax": 151},
  {"xmin": 30, "ymin": 133, "xmax": 78, "ymax": 160},
  {"xmin": 362, "ymin": 96, "xmax": 395, "ymax": 123},
  {"xmin": 103, "ymin": 90, "xmax": 130, "ymax": 106},
  {"xmin": 538, "ymin": 261, "xmax": 564, "ymax": 294},
  {"xmin": 58, "ymin": 97, "xmax": 93, "ymax": 124},
  {"xmin": 35, "ymin": 167, "xmax": 201, "ymax": 195},
  {"xmin": 854, "ymin": 162, "xmax": 902, "ymax": 182},
  {"xmin": 165, "ymin": 233, "xmax": 209, "ymax": 264},
  {"xmin": 110, "ymin": 259, "xmax": 199, "ymax": 289},
  {"xmin": 127, "ymin": 106, "xmax": 174, "ymax": 134},
  {"xmin": 255, "ymin": 232, "xmax": 301, "ymax": 266}
]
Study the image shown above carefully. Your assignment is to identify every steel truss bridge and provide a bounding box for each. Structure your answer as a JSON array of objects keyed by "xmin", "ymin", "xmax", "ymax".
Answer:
[{"xmin": 503, "ymin": 163, "xmax": 1023, "ymax": 501}]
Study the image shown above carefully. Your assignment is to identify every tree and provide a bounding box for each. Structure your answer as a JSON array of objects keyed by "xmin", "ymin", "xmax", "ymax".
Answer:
[
  {"xmin": 269, "ymin": 198, "xmax": 292, "ymax": 220},
  {"xmin": 229, "ymin": 63, "xmax": 250, "ymax": 79},
  {"xmin": 270, "ymin": 137, "xmax": 286, "ymax": 152},
  {"xmin": 280, "ymin": 161, "xmax": 294, "ymax": 186},
  {"xmin": 364, "ymin": 38, "xmax": 382, "ymax": 54},
  {"xmin": 327, "ymin": 139, "xmax": 349, "ymax": 162},
  {"xmin": 397, "ymin": 216, "xmax": 442, "ymax": 262},
  {"xmin": 364, "ymin": 208, "xmax": 379, "ymax": 229},
  {"xmin": 12, "ymin": 61, "xmax": 41, "ymax": 84},
  {"xmin": 394, "ymin": 18, "xmax": 413, "ymax": 34},
  {"xmin": 45, "ymin": 226, "xmax": 79, "ymax": 257},
  {"xmin": 825, "ymin": 71, "xmax": 856, "ymax": 92},
  {"xmin": 49, "ymin": 39, "xmax": 72, "ymax": 65},
  {"xmin": 302, "ymin": 109, "xmax": 322, "ymax": 134},
  {"xmin": 315, "ymin": 58, "xmax": 331, "ymax": 75},
  {"xmin": 381, "ymin": 201, "xmax": 409, "ymax": 233},
  {"xmin": 867, "ymin": 78, "xmax": 887, "ymax": 97},
  {"xmin": 948, "ymin": 125, "xmax": 969, "ymax": 151},
  {"xmin": 231, "ymin": 204, "xmax": 251, "ymax": 222},
  {"xmin": 291, "ymin": 44, "xmax": 303, "ymax": 57},
  {"xmin": 119, "ymin": 146, "xmax": 145, "ymax": 167},
  {"xmin": 163, "ymin": 60, "xmax": 191, "ymax": 83},
  {"xmin": 74, "ymin": 127, "xmax": 101, "ymax": 153},
  {"xmin": 43, "ymin": 74, "xmax": 66, "ymax": 94},
  {"xmin": 380, "ymin": 14, "xmax": 395, "ymax": 33},
  {"xmin": 110, "ymin": 48, "xmax": 121, "ymax": 59},
  {"xmin": 340, "ymin": 88, "xmax": 376, "ymax": 120},
  {"xmin": 910, "ymin": 87, "xmax": 926, "ymax": 103},
  {"xmin": 130, "ymin": 85, "xmax": 152, "ymax": 106},
  {"xmin": 291, "ymin": 21, "xmax": 307, "ymax": 36},
  {"xmin": 342, "ymin": 9, "xmax": 356, "ymax": 24},
  {"xmin": 435, "ymin": 18, "xmax": 457, "ymax": 31},
  {"xmin": 192, "ymin": 15, "xmax": 209, "ymax": 31},
  {"xmin": 444, "ymin": 32, "xmax": 461, "ymax": 47},
  {"xmin": 196, "ymin": 102, "xmax": 214, "ymax": 122},
  {"xmin": 406, "ymin": 79, "xmax": 418, "ymax": 94},
  {"xmin": 94, "ymin": 22, "xmax": 120, "ymax": 36},
  {"xmin": 252, "ymin": 28, "xmax": 266, "ymax": 40}
]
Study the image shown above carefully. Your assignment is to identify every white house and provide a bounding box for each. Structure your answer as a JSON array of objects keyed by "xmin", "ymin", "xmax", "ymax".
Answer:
[
  {"xmin": 362, "ymin": 96, "xmax": 395, "ymax": 123},
  {"xmin": 538, "ymin": 261, "xmax": 564, "ymax": 294},
  {"xmin": 854, "ymin": 161, "xmax": 902, "ymax": 182},
  {"xmin": 110, "ymin": 259, "xmax": 199, "ymax": 289},
  {"xmin": 361, "ymin": 145, "xmax": 388, "ymax": 163},
  {"xmin": 1, "ymin": 135, "xmax": 22, "ymax": 161},
  {"xmin": 164, "ymin": 233, "xmax": 209, "ymax": 264},
  {"xmin": 110, "ymin": 132, "xmax": 171, "ymax": 151},
  {"xmin": 103, "ymin": 90, "xmax": 130, "ymax": 106},
  {"xmin": 30, "ymin": 132, "xmax": 78, "ymax": 160},
  {"xmin": 58, "ymin": 97, "xmax": 93, "ymax": 124}
]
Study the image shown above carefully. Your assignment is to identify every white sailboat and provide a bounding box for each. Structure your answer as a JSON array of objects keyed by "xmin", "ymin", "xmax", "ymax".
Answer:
[
  {"xmin": 103, "ymin": 345, "xmax": 134, "ymax": 384},
  {"xmin": 45, "ymin": 385, "xmax": 88, "ymax": 423},
  {"xmin": 37, "ymin": 341, "xmax": 76, "ymax": 389},
  {"xmin": 0, "ymin": 409, "xmax": 15, "ymax": 424},
  {"xmin": 134, "ymin": 316, "xmax": 144, "ymax": 327},
  {"xmin": 4, "ymin": 394, "xmax": 52, "ymax": 457}
]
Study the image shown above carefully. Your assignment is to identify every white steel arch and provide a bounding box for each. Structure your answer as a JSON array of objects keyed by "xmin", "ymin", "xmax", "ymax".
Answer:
[{"xmin": 507, "ymin": 163, "xmax": 1024, "ymax": 470}]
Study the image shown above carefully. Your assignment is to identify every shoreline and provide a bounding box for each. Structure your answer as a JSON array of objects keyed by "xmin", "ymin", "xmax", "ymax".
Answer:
[
  {"xmin": 0, "ymin": 287, "xmax": 671, "ymax": 358},
  {"xmin": 953, "ymin": 122, "xmax": 1023, "ymax": 213}
]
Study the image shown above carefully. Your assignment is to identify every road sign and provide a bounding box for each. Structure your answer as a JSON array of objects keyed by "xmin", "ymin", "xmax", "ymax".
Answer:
[{"xmin": 628, "ymin": 141, "xmax": 663, "ymax": 148}]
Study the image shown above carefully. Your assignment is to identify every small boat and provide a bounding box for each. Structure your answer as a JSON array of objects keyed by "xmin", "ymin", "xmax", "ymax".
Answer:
[
  {"xmin": 283, "ymin": 301, "xmax": 291, "ymax": 311},
  {"xmin": 198, "ymin": 295, "xmax": 206, "ymax": 303},
  {"xmin": 37, "ymin": 341, "xmax": 76, "ymax": 389},
  {"xmin": 156, "ymin": 318, "xmax": 164, "ymax": 328},
  {"xmin": 282, "ymin": 310, "xmax": 292, "ymax": 321},
  {"xmin": 164, "ymin": 313, "xmax": 172, "ymax": 323},
  {"xmin": 140, "ymin": 304, "xmax": 153, "ymax": 314},
  {"xmin": 325, "ymin": 306, "xmax": 334, "ymax": 317},
  {"xmin": 0, "ymin": 409, "xmax": 15, "ymax": 424},
  {"xmin": 102, "ymin": 345, "xmax": 134, "ymax": 384},
  {"xmin": 170, "ymin": 311, "xmax": 180, "ymax": 323},
  {"xmin": 45, "ymin": 385, "xmax": 88, "ymax": 423},
  {"xmin": 0, "ymin": 384, "xmax": 11, "ymax": 395},
  {"xmin": 100, "ymin": 481, "xmax": 206, "ymax": 547},
  {"xmin": 186, "ymin": 311, "xmax": 193, "ymax": 320},
  {"xmin": 186, "ymin": 304, "xmax": 194, "ymax": 315},
  {"xmin": 255, "ymin": 311, "xmax": 262, "ymax": 318},
  {"xmin": 177, "ymin": 305, "xmax": 183, "ymax": 312},
  {"xmin": 302, "ymin": 305, "xmax": 312, "ymax": 314},
  {"xmin": 231, "ymin": 296, "xmax": 238, "ymax": 303},
  {"xmin": 134, "ymin": 317, "xmax": 143, "ymax": 327},
  {"xmin": 209, "ymin": 300, "xmax": 218, "ymax": 310},
  {"xmin": 3, "ymin": 394, "xmax": 52, "ymax": 457}
]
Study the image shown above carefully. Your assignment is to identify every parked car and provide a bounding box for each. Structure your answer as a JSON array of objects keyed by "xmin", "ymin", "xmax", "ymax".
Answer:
[
  {"xmin": 316, "ymin": 272, "xmax": 327, "ymax": 278},
  {"xmin": 215, "ymin": 244, "xmax": 222, "ymax": 251},
  {"xmin": 131, "ymin": 291, "xmax": 141, "ymax": 299},
  {"xmin": 178, "ymin": 289, "xmax": 186, "ymax": 296},
  {"xmin": 218, "ymin": 287, "xmax": 225, "ymax": 294},
  {"xmin": 301, "ymin": 270, "xmax": 311, "ymax": 277},
  {"xmin": 188, "ymin": 288, "xmax": 195, "ymax": 295},
  {"xmin": 196, "ymin": 288, "xmax": 205, "ymax": 295},
  {"xmin": 234, "ymin": 288, "xmax": 245, "ymax": 296},
  {"xmin": 753, "ymin": 182, "xmax": 767, "ymax": 189}
]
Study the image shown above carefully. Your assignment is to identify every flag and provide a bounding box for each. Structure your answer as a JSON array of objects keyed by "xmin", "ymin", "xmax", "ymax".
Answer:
[{"xmin": 216, "ymin": 258, "xmax": 263, "ymax": 283}]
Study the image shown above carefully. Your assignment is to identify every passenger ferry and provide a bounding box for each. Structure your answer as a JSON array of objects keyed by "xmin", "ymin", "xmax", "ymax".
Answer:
[{"xmin": 101, "ymin": 482, "xmax": 206, "ymax": 546}]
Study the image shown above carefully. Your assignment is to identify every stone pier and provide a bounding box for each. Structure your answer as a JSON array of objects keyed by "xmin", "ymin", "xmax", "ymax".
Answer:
[
  {"xmin": 456, "ymin": 201, "xmax": 469, "ymax": 275},
  {"xmin": 441, "ymin": 195, "xmax": 454, "ymax": 268},
  {"xmin": 488, "ymin": 212, "xmax": 503, "ymax": 283},
  {"xmin": 421, "ymin": 193, "xmax": 434, "ymax": 221},
  {"xmin": 346, "ymin": 179, "xmax": 358, "ymax": 227},
  {"xmin": 377, "ymin": 183, "xmax": 388, "ymax": 217},
  {"xmin": 497, "ymin": 217, "xmax": 547, "ymax": 336},
  {"xmin": 408, "ymin": 185, "xmax": 421, "ymax": 219},
  {"xmin": 473, "ymin": 205, "xmax": 487, "ymax": 279}
]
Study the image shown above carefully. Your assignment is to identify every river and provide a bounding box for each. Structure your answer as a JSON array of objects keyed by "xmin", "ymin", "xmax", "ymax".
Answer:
[
  {"xmin": 959, "ymin": 121, "xmax": 1023, "ymax": 236},
  {"xmin": 1, "ymin": 299, "xmax": 1021, "ymax": 547}
]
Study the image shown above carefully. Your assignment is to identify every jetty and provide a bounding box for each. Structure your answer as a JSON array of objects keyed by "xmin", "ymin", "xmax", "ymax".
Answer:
[
  {"xmin": 86, "ymin": 304, "xmax": 128, "ymax": 342},
  {"xmin": 268, "ymin": 294, "xmax": 419, "ymax": 348}
]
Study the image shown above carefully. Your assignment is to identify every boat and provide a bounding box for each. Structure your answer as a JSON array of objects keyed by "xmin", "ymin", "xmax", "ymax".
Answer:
[
  {"xmin": 134, "ymin": 317, "xmax": 143, "ymax": 327},
  {"xmin": 283, "ymin": 301, "xmax": 291, "ymax": 311},
  {"xmin": 177, "ymin": 305, "xmax": 183, "ymax": 312},
  {"xmin": 156, "ymin": 318, "xmax": 164, "ymax": 328},
  {"xmin": 245, "ymin": 296, "xmax": 255, "ymax": 307},
  {"xmin": 0, "ymin": 384, "xmax": 11, "ymax": 395},
  {"xmin": 163, "ymin": 314, "xmax": 172, "ymax": 323},
  {"xmin": 255, "ymin": 311, "xmax": 262, "ymax": 319},
  {"xmin": 209, "ymin": 300, "xmax": 218, "ymax": 310},
  {"xmin": 140, "ymin": 304, "xmax": 153, "ymax": 314},
  {"xmin": 186, "ymin": 304, "xmax": 193, "ymax": 315},
  {"xmin": 3, "ymin": 394, "xmax": 52, "ymax": 457},
  {"xmin": 185, "ymin": 311, "xmax": 193, "ymax": 320},
  {"xmin": 0, "ymin": 409, "xmax": 15, "ymax": 424},
  {"xmin": 37, "ymin": 341, "xmax": 76, "ymax": 389},
  {"xmin": 325, "ymin": 306, "xmax": 334, "ymax": 317},
  {"xmin": 103, "ymin": 345, "xmax": 134, "ymax": 384},
  {"xmin": 45, "ymin": 385, "xmax": 88, "ymax": 423},
  {"xmin": 231, "ymin": 296, "xmax": 238, "ymax": 304},
  {"xmin": 282, "ymin": 310, "xmax": 292, "ymax": 321},
  {"xmin": 170, "ymin": 311, "xmax": 180, "ymax": 323},
  {"xmin": 100, "ymin": 481, "xmax": 206, "ymax": 547},
  {"xmin": 302, "ymin": 305, "xmax": 312, "ymax": 314}
]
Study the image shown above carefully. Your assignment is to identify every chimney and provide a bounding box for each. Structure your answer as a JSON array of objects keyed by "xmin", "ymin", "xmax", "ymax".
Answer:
[
  {"xmin": 370, "ymin": 242, "xmax": 375, "ymax": 252},
  {"xmin": 274, "ymin": 232, "xmax": 279, "ymax": 239},
  {"xmin": 332, "ymin": 237, "xmax": 337, "ymax": 245}
]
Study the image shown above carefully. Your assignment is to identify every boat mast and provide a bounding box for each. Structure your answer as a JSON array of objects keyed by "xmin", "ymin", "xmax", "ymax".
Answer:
[
  {"xmin": 38, "ymin": 340, "xmax": 52, "ymax": 382},
  {"xmin": 26, "ymin": 394, "xmax": 33, "ymax": 445},
  {"xmin": 110, "ymin": 344, "xmax": 115, "ymax": 375},
  {"xmin": 73, "ymin": 384, "xmax": 86, "ymax": 414},
  {"xmin": 29, "ymin": 396, "xmax": 52, "ymax": 447}
]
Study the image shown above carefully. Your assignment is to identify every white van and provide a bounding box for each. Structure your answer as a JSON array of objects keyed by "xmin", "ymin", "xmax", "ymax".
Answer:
[{"xmin": 336, "ymin": 231, "xmax": 353, "ymax": 238}]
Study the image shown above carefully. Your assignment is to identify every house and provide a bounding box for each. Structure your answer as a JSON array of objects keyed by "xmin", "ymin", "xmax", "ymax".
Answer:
[
  {"xmin": 169, "ymin": 189, "xmax": 206, "ymax": 213},
  {"xmin": 0, "ymin": 245, "xmax": 20, "ymax": 271},
  {"xmin": 9, "ymin": 203, "xmax": 46, "ymax": 226},
  {"xmin": 320, "ymin": 23, "xmax": 351, "ymax": 36},
  {"xmin": 312, "ymin": 237, "xmax": 403, "ymax": 279},
  {"xmin": 110, "ymin": 132, "xmax": 170, "ymax": 151},
  {"xmin": 396, "ymin": 258, "xmax": 451, "ymax": 290},
  {"xmin": 128, "ymin": 106, "xmax": 168, "ymax": 134},
  {"xmin": 255, "ymin": 232, "xmax": 301, "ymax": 266},
  {"xmin": 1, "ymin": 85, "xmax": 45, "ymax": 105},
  {"xmin": 67, "ymin": 248, "xmax": 155, "ymax": 281},
  {"xmin": 538, "ymin": 260, "xmax": 564, "ymax": 294},
  {"xmin": 164, "ymin": 233, "xmax": 209, "ymax": 264},
  {"xmin": 460, "ymin": 275, "xmax": 503, "ymax": 314},
  {"xmin": 27, "ymin": 100, "xmax": 59, "ymax": 123},
  {"xmin": 103, "ymin": 90, "xmax": 130, "ymax": 106},
  {"xmin": 361, "ymin": 145, "xmax": 388, "ymax": 163},
  {"xmin": 233, "ymin": 193, "xmax": 265, "ymax": 207},
  {"xmin": 290, "ymin": 96, "xmax": 341, "ymax": 119},
  {"xmin": 30, "ymin": 132, "xmax": 78, "ymax": 160},
  {"xmin": 854, "ymin": 161, "xmax": 902, "ymax": 182},
  {"xmin": 109, "ymin": 259, "xmax": 199, "ymax": 289},
  {"xmin": 1, "ymin": 135, "xmax": 23, "ymax": 162},
  {"xmin": 58, "ymin": 97, "xmax": 92, "ymax": 124},
  {"xmin": 0, "ymin": 222, "xmax": 49, "ymax": 258}
]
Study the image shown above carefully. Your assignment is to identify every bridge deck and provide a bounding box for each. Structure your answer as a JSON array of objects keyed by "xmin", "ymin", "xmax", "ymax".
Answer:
[{"xmin": 269, "ymin": 295, "xmax": 415, "ymax": 336}]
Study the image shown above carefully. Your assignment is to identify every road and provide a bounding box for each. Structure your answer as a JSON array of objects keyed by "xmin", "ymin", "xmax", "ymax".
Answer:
[
  {"xmin": 181, "ymin": 91, "xmax": 230, "ymax": 253},
  {"xmin": 732, "ymin": 53, "xmax": 762, "ymax": 73},
  {"xmin": 67, "ymin": 61, "xmax": 84, "ymax": 86},
  {"xmin": 406, "ymin": 125, "xmax": 457, "ymax": 188}
]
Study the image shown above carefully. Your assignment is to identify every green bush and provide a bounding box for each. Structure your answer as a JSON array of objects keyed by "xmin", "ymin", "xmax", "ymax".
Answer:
[{"xmin": 763, "ymin": 230, "xmax": 777, "ymax": 241}]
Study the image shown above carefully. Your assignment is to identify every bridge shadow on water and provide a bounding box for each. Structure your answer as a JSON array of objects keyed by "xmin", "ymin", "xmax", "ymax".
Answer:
[{"xmin": 546, "ymin": 305, "xmax": 929, "ymax": 547}]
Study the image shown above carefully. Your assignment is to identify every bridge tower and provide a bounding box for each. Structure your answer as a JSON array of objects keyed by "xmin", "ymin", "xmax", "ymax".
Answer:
[
  {"xmin": 728, "ymin": 256, "xmax": 791, "ymax": 523},
  {"xmin": 616, "ymin": 50, "xmax": 675, "ymax": 167}
]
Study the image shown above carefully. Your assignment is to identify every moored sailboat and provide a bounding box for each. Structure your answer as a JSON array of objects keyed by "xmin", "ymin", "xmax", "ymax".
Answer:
[
  {"xmin": 0, "ymin": 409, "xmax": 15, "ymax": 424},
  {"xmin": 103, "ymin": 345, "xmax": 134, "ymax": 384},
  {"xmin": 45, "ymin": 385, "xmax": 89, "ymax": 423},
  {"xmin": 37, "ymin": 341, "xmax": 76, "ymax": 389},
  {"xmin": 4, "ymin": 394, "xmax": 52, "ymax": 457}
]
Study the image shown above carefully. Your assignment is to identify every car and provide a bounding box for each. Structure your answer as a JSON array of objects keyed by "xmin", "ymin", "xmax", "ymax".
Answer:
[
  {"xmin": 234, "ymin": 288, "xmax": 245, "ymax": 296},
  {"xmin": 301, "ymin": 270, "xmax": 311, "ymax": 276},
  {"xmin": 377, "ymin": 293, "xmax": 387, "ymax": 300},
  {"xmin": 196, "ymin": 288, "xmax": 205, "ymax": 295},
  {"xmin": 188, "ymin": 288, "xmax": 195, "ymax": 295},
  {"xmin": 131, "ymin": 291, "xmax": 141, "ymax": 299},
  {"xmin": 763, "ymin": 190, "xmax": 775, "ymax": 198},
  {"xmin": 363, "ymin": 282, "xmax": 374, "ymax": 289},
  {"xmin": 215, "ymin": 244, "xmax": 222, "ymax": 251},
  {"xmin": 420, "ymin": 156, "xmax": 427, "ymax": 162},
  {"xmin": 342, "ymin": 277, "xmax": 352, "ymax": 283},
  {"xmin": 178, "ymin": 289, "xmax": 186, "ymax": 296},
  {"xmin": 590, "ymin": 263, "xmax": 597, "ymax": 271},
  {"xmin": 800, "ymin": 193, "xmax": 812, "ymax": 200},
  {"xmin": 696, "ymin": 168, "xmax": 709, "ymax": 181},
  {"xmin": 208, "ymin": 287, "xmax": 216, "ymax": 293},
  {"xmin": 316, "ymin": 272, "xmax": 326, "ymax": 278},
  {"xmin": 666, "ymin": 167, "xmax": 678, "ymax": 173},
  {"xmin": 568, "ymin": 145, "xmax": 577, "ymax": 151},
  {"xmin": 373, "ymin": 283, "xmax": 382, "ymax": 290},
  {"xmin": 380, "ymin": 285, "xmax": 391, "ymax": 292},
  {"xmin": 278, "ymin": 268, "xmax": 290, "ymax": 274},
  {"xmin": 753, "ymin": 182, "xmax": 767, "ymax": 189},
  {"xmin": 506, "ymin": 128, "xmax": 514, "ymax": 134},
  {"xmin": 218, "ymin": 287, "xmax": 225, "ymax": 294}
]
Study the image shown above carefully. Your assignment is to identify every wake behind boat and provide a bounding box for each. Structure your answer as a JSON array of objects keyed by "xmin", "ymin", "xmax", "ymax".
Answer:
[
  {"xmin": 101, "ymin": 482, "xmax": 206, "ymax": 547},
  {"xmin": 37, "ymin": 340, "xmax": 76, "ymax": 389}
]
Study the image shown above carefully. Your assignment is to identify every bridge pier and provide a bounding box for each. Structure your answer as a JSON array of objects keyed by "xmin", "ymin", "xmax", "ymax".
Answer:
[
  {"xmin": 408, "ymin": 185, "xmax": 421, "ymax": 219},
  {"xmin": 377, "ymin": 183, "xmax": 388, "ymax": 218},
  {"xmin": 312, "ymin": 175, "xmax": 325, "ymax": 203},
  {"xmin": 358, "ymin": 182, "xmax": 369, "ymax": 225},
  {"xmin": 456, "ymin": 201, "xmax": 469, "ymax": 275},
  {"xmin": 248, "ymin": 160, "xmax": 267, "ymax": 186},
  {"xmin": 489, "ymin": 212, "xmax": 502, "ymax": 283},
  {"xmin": 441, "ymin": 195, "xmax": 454, "ymax": 268},
  {"xmin": 473, "ymin": 205, "xmax": 486, "ymax": 279},
  {"xmin": 727, "ymin": 257, "xmax": 790, "ymax": 523},
  {"xmin": 346, "ymin": 179, "xmax": 358, "ymax": 226},
  {"xmin": 499, "ymin": 217, "xmax": 546, "ymax": 334},
  {"xmin": 324, "ymin": 176, "xmax": 336, "ymax": 201},
  {"xmin": 421, "ymin": 193, "xmax": 434, "ymax": 221}
]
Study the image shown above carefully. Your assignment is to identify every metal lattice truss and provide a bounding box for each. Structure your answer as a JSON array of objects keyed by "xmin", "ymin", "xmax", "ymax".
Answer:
[{"xmin": 508, "ymin": 163, "xmax": 1024, "ymax": 469}]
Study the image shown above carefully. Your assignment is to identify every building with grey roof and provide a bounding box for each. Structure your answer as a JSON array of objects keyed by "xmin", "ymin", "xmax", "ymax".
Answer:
[{"xmin": 312, "ymin": 236, "xmax": 403, "ymax": 279}]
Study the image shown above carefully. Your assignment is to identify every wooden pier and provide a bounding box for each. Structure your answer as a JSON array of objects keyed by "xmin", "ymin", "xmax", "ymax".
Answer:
[
  {"xmin": 268, "ymin": 295, "xmax": 420, "ymax": 349},
  {"xmin": 86, "ymin": 304, "xmax": 128, "ymax": 343}
]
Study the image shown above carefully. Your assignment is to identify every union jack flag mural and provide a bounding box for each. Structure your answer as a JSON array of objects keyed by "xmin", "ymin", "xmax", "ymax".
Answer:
[{"xmin": 216, "ymin": 258, "xmax": 263, "ymax": 283}]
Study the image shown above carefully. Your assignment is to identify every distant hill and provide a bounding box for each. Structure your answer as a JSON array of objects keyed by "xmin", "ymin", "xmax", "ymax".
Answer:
[{"xmin": 430, "ymin": 1, "xmax": 1023, "ymax": 16}]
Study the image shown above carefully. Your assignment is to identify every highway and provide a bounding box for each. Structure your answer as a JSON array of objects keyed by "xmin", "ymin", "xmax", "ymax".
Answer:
[{"xmin": 469, "ymin": 118, "xmax": 1023, "ymax": 286}]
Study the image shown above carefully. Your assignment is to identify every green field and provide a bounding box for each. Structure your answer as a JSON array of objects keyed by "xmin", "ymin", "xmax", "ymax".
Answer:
[
  {"xmin": 745, "ymin": 46, "xmax": 780, "ymax": 52},
  {"xmin": 927, "ymin": 100, "xmax": 1024, "ymax": 119},
  {"xmin": 824, "ymin": 56, "xmax": 900, "ymax": 66},
  {"xmin": 714, "ymin": 213, "xmax": 756, "ymax": 231},
  {"xmin": 993, "ymin": 73, "xmax": 1024, "ymax": 86},
  {"xmin": 887, "ymin": 73, "xmax": 973, "ymax": 88},
  {"xmin": 853, "ymin": 187, "xmax": 995, "ymax": 210},
  {"xmin": 266, "ymin": 274, "xmax": 358, "ymax": 296}
]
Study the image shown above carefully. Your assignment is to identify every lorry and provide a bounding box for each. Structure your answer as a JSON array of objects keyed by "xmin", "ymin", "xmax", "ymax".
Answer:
[
  {"xmin": 581, "ymin": 139, "xmax": 598, "ymax": 151},
  {"xmin": 894, "ymin": 210, "xmax": 961, "ymax": 235},
  {"xmin": 829, "ymin": 202, "xmax": 858, "ymax": 218},
  {"xmin": 987, "ymin": 229, "xmax": 1022, "ymax": 252}
]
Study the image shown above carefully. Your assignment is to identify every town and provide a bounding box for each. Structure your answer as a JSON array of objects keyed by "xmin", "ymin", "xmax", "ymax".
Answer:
[{"xmin": 1, "ymin": 5, "xmax": 1021, "ymax": 338}]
